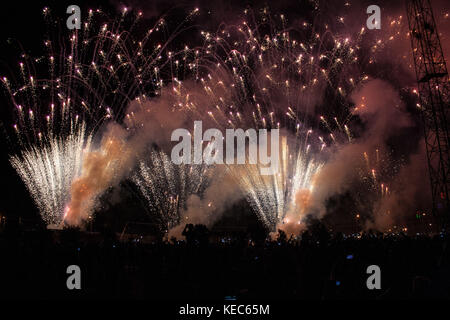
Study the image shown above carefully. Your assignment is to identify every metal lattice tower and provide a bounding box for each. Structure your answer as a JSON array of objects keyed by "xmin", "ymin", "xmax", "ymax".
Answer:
[{"xmin": 407, "ymin": 0, "xmax": 450, "ymax": 229}]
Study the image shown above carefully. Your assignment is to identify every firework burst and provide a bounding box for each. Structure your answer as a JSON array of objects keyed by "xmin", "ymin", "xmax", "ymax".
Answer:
[
  {"xmin": 131, "ymin": 149, "xmax": 212, "ymax": 228},
  {"xmin": 9, "ymin": 123, "xmax": 92, "ymax": 225},
  {"xmin": 228, "ymin": 135, "xmax": 322, "ymax": 231}
]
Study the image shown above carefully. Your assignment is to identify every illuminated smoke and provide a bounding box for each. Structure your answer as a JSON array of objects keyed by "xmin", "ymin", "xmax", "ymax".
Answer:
[{"xmin": 65, "ymin": 125, "xmax": 131, "ymax": 225}]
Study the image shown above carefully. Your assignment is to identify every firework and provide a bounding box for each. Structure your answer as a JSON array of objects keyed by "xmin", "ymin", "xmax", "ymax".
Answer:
[
  {"xmin": 2, "ymin": 7, "xmax": 200, "ymax": 140},
  {"xmin": 187, "ymin": 8, "xmax": 368, "ymax": 131},
  {"xmin": 354, "ymin": 148, "xmax": 403, "ymax": 216},
  {"xmin": 227, "ymin": 135, "xmax": 322, "ymax": 231},
  {"xmin": 131, "ymin": 149, "xmax": 212, "ymax": 228},
  {"xmin": 9, "ymin": 123, "xmax": 92, "ymax": 226}
]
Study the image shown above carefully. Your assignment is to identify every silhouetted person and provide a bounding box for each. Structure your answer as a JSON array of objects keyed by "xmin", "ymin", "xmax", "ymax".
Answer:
[
  {"xmin": 182, "ymin": 223, "xmax": 195, "ymax": 244},
  {"xmin": 277, "ymin": 229, "xmax": 287, "ymax": 243}
]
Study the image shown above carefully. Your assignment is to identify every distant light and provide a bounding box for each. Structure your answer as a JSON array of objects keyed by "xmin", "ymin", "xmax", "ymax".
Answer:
[
  {"xmin": 346, "ymin": 254, "xmax": 354, "ymax": 260},
  {"xmin": 225, "ymin": 296, "xmax": 237, "ymax": 301},
  {"xmin": 336, "ymin": 281, "xmax": 341, "ymax": 286}
]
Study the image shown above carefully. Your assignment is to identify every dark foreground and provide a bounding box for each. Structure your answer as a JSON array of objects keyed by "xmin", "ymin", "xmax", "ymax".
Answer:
[{"xmin": 0, "ymin": 224, "xmax": 449, "ymax": 300}]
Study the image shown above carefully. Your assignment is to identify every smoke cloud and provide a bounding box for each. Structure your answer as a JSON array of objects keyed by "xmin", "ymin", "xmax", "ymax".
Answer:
[
  {"xmin": 66, "ymin": 124, "xmax": 132, "ymax": 225},
  {"xmin": 305, "ymin": 79, "xmax": 430, "ymax": 231},
  {"xmin": 169, "ymin": 167, "xmax": 243, "ymax": 238}
]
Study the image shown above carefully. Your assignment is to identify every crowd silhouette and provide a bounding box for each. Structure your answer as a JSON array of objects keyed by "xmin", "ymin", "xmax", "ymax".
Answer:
[{"xmin": 0, "ymin": 219, "xmax": 449, "ymax": 300}]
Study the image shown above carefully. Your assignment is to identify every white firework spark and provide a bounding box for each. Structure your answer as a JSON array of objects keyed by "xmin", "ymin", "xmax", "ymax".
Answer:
[
  {"xmin": 132, "ymin": 150, "xmax": 211, "ymax": 228},
  {"xmin": 228, "ymin": 135, "xmax": 322, "ymax": 231},
  {"xmin": 9, "ymin": 123, "xmax": 92, "ymax": 225}
]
